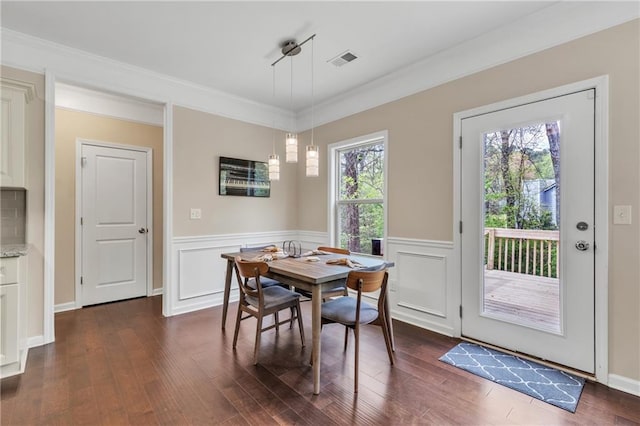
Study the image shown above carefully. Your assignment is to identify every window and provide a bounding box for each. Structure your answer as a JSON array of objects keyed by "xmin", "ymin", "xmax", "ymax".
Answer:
[{"xmin": 329, "ymin": 131, "xmax": 387, "ymax": 255}]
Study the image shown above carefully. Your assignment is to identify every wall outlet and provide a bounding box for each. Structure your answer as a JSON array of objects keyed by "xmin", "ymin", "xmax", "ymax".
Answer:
[
  {"xmin": 613, "ymin": 205, "xmax": 632, "ymax": 225},
  {"xmin": 190, "ymin": 208, "xmax": 202, "ymax": 220}
]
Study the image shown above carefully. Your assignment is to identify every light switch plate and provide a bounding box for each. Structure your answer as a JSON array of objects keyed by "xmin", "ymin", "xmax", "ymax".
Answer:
[
  {"xmin": 613, "ymin": 205, "xmax": 632, "ymax": 225},
  {"xmin": 190, "ymin": 208, "xmax": 202, "ymax": 220}
]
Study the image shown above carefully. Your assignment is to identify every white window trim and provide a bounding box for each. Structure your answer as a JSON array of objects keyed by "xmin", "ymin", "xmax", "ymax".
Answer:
[{"xmin": 327, "ymin": 130, "xmax": 388, "ymax": 256}]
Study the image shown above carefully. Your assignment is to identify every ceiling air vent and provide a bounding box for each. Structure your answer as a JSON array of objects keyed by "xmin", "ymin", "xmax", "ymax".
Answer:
[{"xmin": 329, "ymin": 50, "xmax": 358, "ymax": 67}]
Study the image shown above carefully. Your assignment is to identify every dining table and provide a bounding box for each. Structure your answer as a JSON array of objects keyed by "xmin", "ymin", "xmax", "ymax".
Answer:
[{"xmin": 220, "ymin": 249, "xmax": 393, "ymax": 395}]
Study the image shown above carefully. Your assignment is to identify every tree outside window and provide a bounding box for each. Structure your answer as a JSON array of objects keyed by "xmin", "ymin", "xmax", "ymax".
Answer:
[{"xmin": 336, "ymin": 139, "xmax": 385, "ymax": 254}]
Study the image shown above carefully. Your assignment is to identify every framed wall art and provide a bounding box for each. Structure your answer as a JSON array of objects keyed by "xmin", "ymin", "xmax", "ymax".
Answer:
[{"xmin": 218, "ymin": 156, "xmax": 270, "ymax": 197}]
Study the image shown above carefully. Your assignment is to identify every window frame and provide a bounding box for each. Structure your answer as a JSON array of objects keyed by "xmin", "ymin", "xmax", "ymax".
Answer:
[{"xmin": 327, "ymin": 130, "xmax": 388, "ymax": 256}]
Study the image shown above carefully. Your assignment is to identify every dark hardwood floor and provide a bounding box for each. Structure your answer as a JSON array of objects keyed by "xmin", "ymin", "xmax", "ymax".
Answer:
[{"xmin": 2, "ymin": 296, "xmax": 639, "ymax": 425}]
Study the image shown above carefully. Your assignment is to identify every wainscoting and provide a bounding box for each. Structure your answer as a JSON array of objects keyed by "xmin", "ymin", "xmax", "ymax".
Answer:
[
  {"xmin": 169, "ymin": 230, "xmax": 327, "ymax": 316},
  {"xmin": 386, "ymin": 237, "xmax": 456, "ymax": 336},
  {"xmin": 169, "ymin": 232, "xmax": 457, "ymax": 337}
]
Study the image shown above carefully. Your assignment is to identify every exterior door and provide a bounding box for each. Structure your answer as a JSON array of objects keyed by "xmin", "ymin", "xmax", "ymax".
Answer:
[
  {"xmin": 461, "ymin": 90, "xmax": 595, "ymax": 373},
  {"xmin": 81, "ymin": 143, "xmax": 149, "ymax": 306}
]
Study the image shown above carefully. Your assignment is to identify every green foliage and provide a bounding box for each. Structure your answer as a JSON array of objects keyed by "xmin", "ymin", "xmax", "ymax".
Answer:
[
  {"xmin": 483, "ymin": 123, "xmax": 558, "ymax": 231},
  {"xmin": 337, "ymin": 142, "xmax": 385, "ymax": 253},
  {"xmin": 485, "ymin": 214, "xmax": 507, "ymax": 228}
]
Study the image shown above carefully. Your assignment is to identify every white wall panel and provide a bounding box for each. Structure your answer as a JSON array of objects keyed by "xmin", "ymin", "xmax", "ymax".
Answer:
[
  {"xmin": 396, "ymin": 251, "xmax": 447, "ymax": 318},
  {"xmin": 387, "ymin": 237, "xmax": 456, "ymax": 336}
]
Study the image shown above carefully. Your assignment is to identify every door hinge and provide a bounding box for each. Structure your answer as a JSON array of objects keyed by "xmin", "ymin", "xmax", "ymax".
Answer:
[
  {"xmin": 80, "ymin": 276, "xmax": 83, "ymax": 285},
  {"xmin": 459, "ymin": 136, "xmax": 462, "ymax": 149},
  {"xmin": 459, "ymin": 305, "xmax": 463, "ymax": 318},
  {"xmin": 80, "ymin": 217, "xmax": 83, "ymax": 226},
  {"xmin": 81, "ymin": 156, "xmax": 87, "ymax": 167},
  {"xmin": 459, "ymin": 221, "xmax": 463, "ymax": 233}
]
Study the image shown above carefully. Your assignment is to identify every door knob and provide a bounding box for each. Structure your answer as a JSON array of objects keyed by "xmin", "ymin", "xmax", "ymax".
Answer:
[
  {"xmin": 575, "ymin": 240, "xmax": 589, "ymax": 251},
  {"xmin": 138, "ymin": 228, "xmax": 147, "ymax": 234}
]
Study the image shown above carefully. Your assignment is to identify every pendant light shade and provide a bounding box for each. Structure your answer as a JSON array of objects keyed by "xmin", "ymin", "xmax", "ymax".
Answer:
[
  {"xmin": 285, "ymin": 133, "xmax": 298, "ymax": 163},
  {"xmin": 268, "ymin": 153, "xmax": 280, "ymax": 181},
  {"xmin": 306, "ymin": 145, "xmax": 319, "ymax": 177}
]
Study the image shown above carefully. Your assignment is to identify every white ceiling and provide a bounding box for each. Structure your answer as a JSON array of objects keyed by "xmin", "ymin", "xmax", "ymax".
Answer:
[
  {"xmin": 2, "ymin": 1, "xmax": 563, "ymax": 112},
  {"xmin": 2, "ymin": 1, "xmax": 638, "ymax": 127}
]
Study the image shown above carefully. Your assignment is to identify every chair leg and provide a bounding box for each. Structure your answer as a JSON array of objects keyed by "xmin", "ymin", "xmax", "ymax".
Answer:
[
  {"xmin": 354, "ymin": 323, "xmax": 360, "ymax": 393},
  {"xmin": 232, "ymin": 304, "xmax": 243, "ymax": 348},
  {"xmin": 290, "ymin": 306, "xmax": 295, "ymax": 329},
  {"xmin": 253, "ymin": 315, "xmax": 263, "ymax": 365},
  {"xmin": 296, "ymin": 301, "xmax": 305, "ymax": 347},
  {"xmin": 343, "ymin": 326, "xmax": 349, "ymax": 351},
  {"xmin": 274, "ymin": 312, "xmax": 279, "ymax": 334}
]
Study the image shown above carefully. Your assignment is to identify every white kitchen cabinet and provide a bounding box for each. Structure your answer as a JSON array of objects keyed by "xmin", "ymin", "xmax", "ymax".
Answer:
[
  {"xmin": 0, "ymin": 78, "xmax": 36, "ymax": 188},
  {"xmin": 0, "ymin": 256, "xmax": 27, "ymax": 378}
]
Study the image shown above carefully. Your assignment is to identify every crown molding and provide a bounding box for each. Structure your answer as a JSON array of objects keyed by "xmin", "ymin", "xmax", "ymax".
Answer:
[
  {"xmin": 296, "ymin": 2, "xmax": 640, "ymax": 130},
  {"xmin": 1, "ymin": 28, "xmax": 294, "ymax": 130},
  {"xmin": 0, "ymin": 77, "xmax": 37, "ymax": 103},
  {"xmin": 56, "ymin": 82, "xmax": 164, "ymax": 126},
  {"xmin": 2, "ymin": 2, "xmax": 637, "ymax": 132}
]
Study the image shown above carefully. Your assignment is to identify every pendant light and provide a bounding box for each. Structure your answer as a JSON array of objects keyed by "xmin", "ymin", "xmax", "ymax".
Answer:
[
  {"xmin": 306, "ymin": 36, "xmax": 319, "ymax": 177},
  {"xmin": 268, "ymin": 65, "xmax": 280, "ymax": 181},
  {"xmin": 285, "ymin": 54, "xmax": 298, "ymax": 163}
]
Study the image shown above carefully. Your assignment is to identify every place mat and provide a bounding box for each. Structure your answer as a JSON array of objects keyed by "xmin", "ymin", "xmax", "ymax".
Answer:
[{"xmin": 439, "ymin": 342, "xmax": 585, "ymax": 412}]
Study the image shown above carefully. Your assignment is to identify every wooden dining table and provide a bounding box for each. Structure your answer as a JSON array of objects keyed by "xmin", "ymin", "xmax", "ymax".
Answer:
[{"xmin": 220, "ymin": 250, "xmax": 393, "ymax": 395}]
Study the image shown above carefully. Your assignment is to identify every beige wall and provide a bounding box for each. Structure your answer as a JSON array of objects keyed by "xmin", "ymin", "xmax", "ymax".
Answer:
[
  {"xmin": 297, "ymin": 20, "xmax": 640, "ymax": 381},
  {"xmin": 55, "ymin": 109, "xmax": 164, "ymax": 304},
  {"xmin": 172, "ymin": 106, "xmax": 298, "ymax": 236},
  {"xmin": 1, "ymin": 66, "xmax": 45, "ymax": 338}
]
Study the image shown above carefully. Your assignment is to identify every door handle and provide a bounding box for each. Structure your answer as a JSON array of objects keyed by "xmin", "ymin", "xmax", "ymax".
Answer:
[
  {"xmin": 575, "ymin": 240, "xmax": 589, "ymax": 251},
  {"xmin": 138, "ymin": 227, "xmax": 147, "ymax": 234}
]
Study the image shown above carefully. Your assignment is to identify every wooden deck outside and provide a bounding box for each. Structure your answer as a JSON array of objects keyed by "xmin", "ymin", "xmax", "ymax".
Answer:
[{"xmin": 483, "ymin": 269, "xmax": 560, "ymax": 333}]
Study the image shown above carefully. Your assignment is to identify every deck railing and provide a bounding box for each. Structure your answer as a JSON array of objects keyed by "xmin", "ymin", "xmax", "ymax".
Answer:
[{"xmin": 484, "ymin": 228, "xmax": 559, "ymax": 278}]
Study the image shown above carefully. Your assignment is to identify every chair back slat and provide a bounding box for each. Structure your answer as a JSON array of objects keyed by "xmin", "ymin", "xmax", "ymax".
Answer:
[
  {"xmin": 346, "ymin": 269, "xmax": 386, "ymax": 293},
  {"xmin": 318, "ymin": 246, "xmax": 350, "ymax": 255},
  {"xmin": 234, "ymin": 256, "xmax": 270, "ymax": 298},
  {"xmin": 235, "ymin": 257, "xmax": 269, "ymax": 277}
]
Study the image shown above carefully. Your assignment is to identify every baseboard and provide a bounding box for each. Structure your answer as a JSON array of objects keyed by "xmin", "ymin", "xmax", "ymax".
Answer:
[
  {"xmin": 608, "ymin": 374, "xmax": 640, "ymax": 397},
  {"xmin": 391, "ymin": 309, "xmax": 455, "ymax": 337},
  {"xmin": 27, "ymin": 335, "xmax": 44, "ymax": 348},
  {"xmin": 151, "ymin": 287, "xmax": 163, "ymax": 296},
  {"xmin": 54, "ymin": 301, "xmax": 79, "ymax": 313}
]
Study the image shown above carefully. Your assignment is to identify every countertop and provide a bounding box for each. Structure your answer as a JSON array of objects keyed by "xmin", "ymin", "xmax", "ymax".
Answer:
[{"xmin": 0, "ymin": 244, "xmax": 28, "ymax": 258}]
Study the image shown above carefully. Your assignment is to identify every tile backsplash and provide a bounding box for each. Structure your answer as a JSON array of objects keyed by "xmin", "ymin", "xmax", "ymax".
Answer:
[{"xmin": 1, "ymin": 188, "xmax": 26, "ymax": 244}]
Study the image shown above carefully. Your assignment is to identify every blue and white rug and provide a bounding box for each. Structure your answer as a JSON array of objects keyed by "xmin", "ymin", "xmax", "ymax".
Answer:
[{"xmin": 439, "ymin": 342, "xmax": 585, "ymax": 412}]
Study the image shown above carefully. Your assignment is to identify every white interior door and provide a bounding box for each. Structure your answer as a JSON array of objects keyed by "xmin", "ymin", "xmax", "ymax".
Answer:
[
  {"xmin": 81, "ymin": 143, "xmax": 149, "ymax": 306},
  {"xmin": 461, "ymin": 90, "xmax": 595, "ymax": 373}
]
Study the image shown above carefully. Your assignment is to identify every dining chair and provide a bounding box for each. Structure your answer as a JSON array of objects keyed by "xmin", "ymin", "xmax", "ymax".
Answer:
[
  {"xmin": 239, "ymin": 245, "xmax": 283, "ymax": 288},
  {"xmin": 320, "ymin": 267, "xmax": 395, "ymax": 392},
  {"xmin": 316, "ymin": 246, "xmax": 350, "ymax": 299},
  {"xmin": 233, "ymin": 256, "xmax": 305, "ymax": 365}
]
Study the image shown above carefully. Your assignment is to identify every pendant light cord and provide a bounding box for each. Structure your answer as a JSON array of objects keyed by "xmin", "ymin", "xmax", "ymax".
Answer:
[
  {"xmin": 310, "ymin": 36, "xmax": 315, "ymax": 147},
  {"xmin": 290, "ymin": 55, "xmax": 294, "ymax": 132},
  {"xmin": 272, "ymin": 65, "xmax": 276, "ymax": 155}
]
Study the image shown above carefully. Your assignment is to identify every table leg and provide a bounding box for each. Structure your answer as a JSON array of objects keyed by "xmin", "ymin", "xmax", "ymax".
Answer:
[
  {"xmin": 312, "ymin": 285, "xmax": 322, "ymax": 394},
  {"xmin": 222, "ymin": 259, "xmax": 234, "ymax": 330}
]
